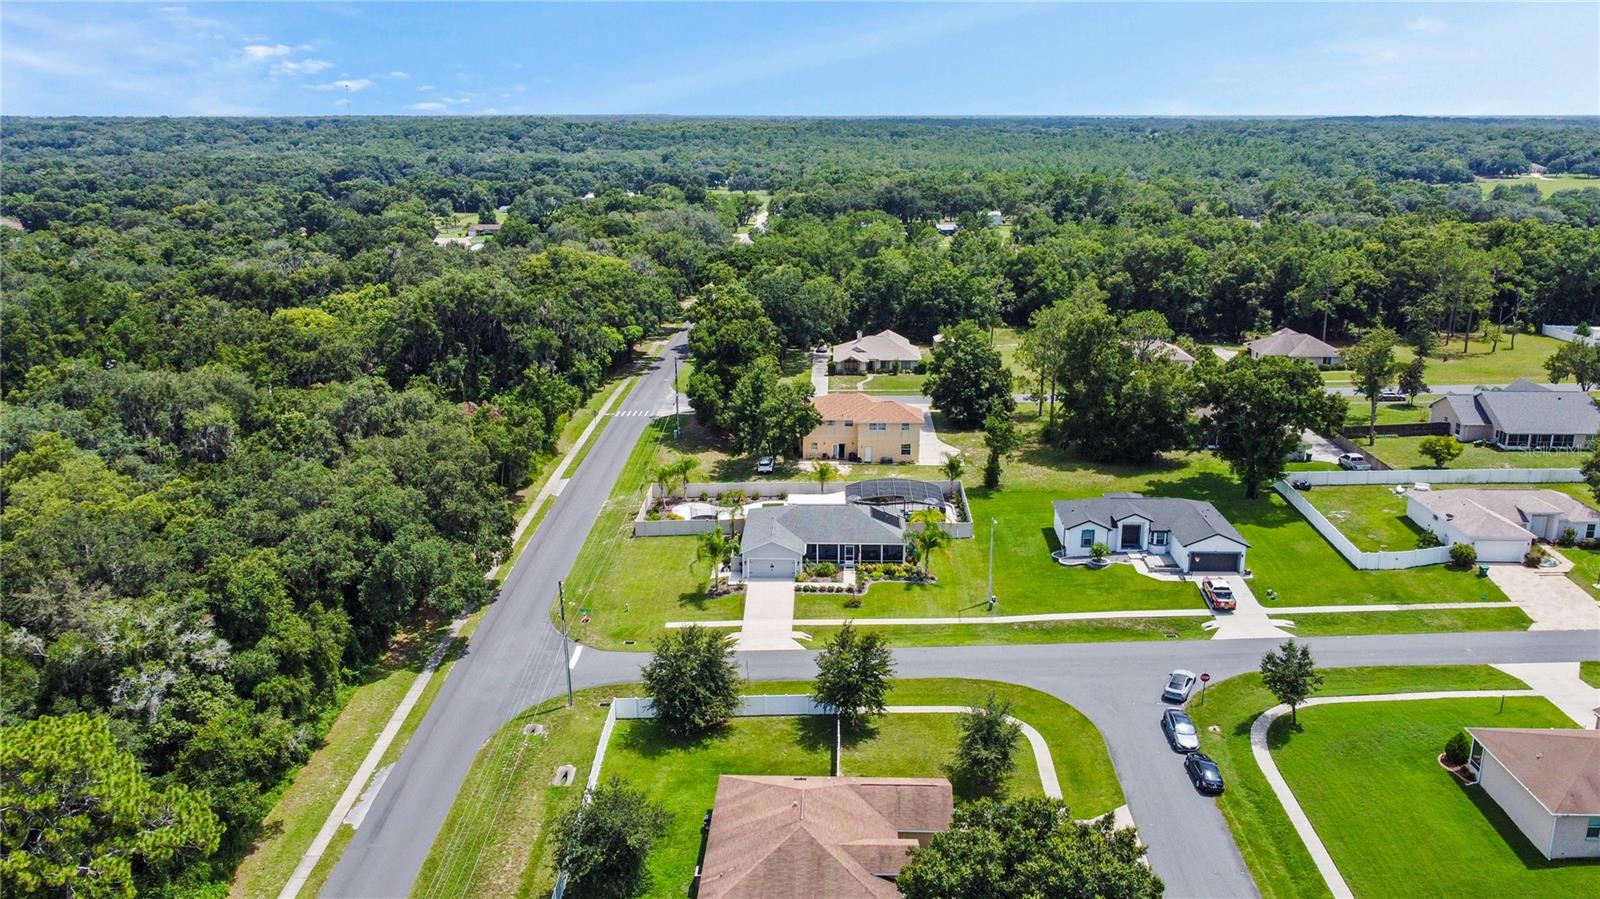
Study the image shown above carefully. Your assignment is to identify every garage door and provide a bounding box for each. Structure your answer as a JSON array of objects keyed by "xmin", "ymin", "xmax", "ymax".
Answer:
[{"xmin": 1189, "ymin": 552, "xmax": 1241, "ymax": 573}]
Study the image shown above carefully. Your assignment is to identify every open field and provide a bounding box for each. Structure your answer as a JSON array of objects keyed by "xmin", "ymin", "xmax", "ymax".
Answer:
[
  {"xmin": 1187, "ymin": 665, "xmax": 1531, "ymax": 899},
  {"xmin": 1477, "ymin": 174, "xmax": 1600, "ymax": 198},
  {"xmin": 1277, "ymin": 697, "xmax": 1588, "ymax": 899},
  {"xmin": 1322, "ymin": 334, "xmax": 1563, "ymax": 387},
  {"xmin": 1341, "ymin": 397, "xmax": 1436, "ymax": 429},
  {"xmin": 1364, "ymin": 435, "xmax": 1585, "ymax": 470},
  {"xmin": 1299, "ymin": 485, "xmax": 1431, "ymax": 552},
  {"xmin": 415, "ymin": 678, "xmax": 1118, "ymax": 899}
]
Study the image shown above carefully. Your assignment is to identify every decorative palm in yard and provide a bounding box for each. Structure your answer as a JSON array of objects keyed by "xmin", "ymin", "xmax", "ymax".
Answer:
[
  {"xmin": 814, "ymin": 460, "xmax": 838, "ymax": 491},
  {"xmin": 907, "ymin": 508, "xmax": 949, "ymax": 579},
  {"xmin": 696, "ymin": 528, "xmax": 735, "ymax": 584},
  {"xmin": 942, "ymin": 453, "xmax": 965, "ymax": 483}
]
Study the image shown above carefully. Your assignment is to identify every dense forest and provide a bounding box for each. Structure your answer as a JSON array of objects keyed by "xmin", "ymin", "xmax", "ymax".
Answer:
[{"xmin": 3, "ymin": 115, "xmax": 1599, "ymax": 896}]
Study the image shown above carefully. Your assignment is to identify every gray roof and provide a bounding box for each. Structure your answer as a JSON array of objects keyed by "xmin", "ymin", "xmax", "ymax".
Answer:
[
  {"xmin": 1410, "ymin": 489, "xmax": 1600, "ymax": 542},
  {"xmin": 1246, "ymin": 328, "xmax": 1339, "ymax": 360},
  {"xmin": 741, "ymin": 504, "xmax": 905, "ymax": 555},
  {"xmin": 1051, "ymin": 494, "xmax": 1249, "ymax": 547},
  {"xmin": 1469, "ymin": 383, "xmax": 1600, "ymax": 435},
  {"xmin": 1431, "ymin": 393, "xmax": 1486, "ymax": 427},
  {"xmin": 831, "ymin": 330, "xmax": 921, "ymax": 365}
]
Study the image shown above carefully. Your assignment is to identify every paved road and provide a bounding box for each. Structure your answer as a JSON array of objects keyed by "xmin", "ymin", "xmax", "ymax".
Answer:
[
  {"xmin": 571, "ymin": 629, "xmax": 1600, "ymax": 899},
  {"xmin": 322, "ymin": 331, "xmax": 688, "ymax": 899},
  {"xmin": 1325, "ymin": 381, "xmax": 1586, "ymax": 397}
]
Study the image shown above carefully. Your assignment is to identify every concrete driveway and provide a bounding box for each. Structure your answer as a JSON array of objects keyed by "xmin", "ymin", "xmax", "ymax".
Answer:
[
  {"xmin": 1486, "ymin": 563, "xmax": 1600, "ymax": 630},
  {"xmin": 733, "ymin": 578, "xmax": 804, "ymax": 651}
]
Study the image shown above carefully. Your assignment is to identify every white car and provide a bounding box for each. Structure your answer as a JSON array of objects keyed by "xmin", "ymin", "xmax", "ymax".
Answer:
[
  {"xmin": 755, "ymin": 456, "xmax": 775, "ymax": 474},
  {"xmin": 1337, "ymin": 452, "xmax": 1373, "ymax": 471},
  {"xmin": 1162, "ymin": 669, "xmax": 1198, "ymax": 703}
]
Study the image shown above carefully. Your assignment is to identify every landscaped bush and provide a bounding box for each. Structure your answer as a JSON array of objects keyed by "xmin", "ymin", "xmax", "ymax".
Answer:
[
  {"xmin": 843, "ymin": 597, "xmax": 862, "ymax": 608},
  {"xmin": 1443, "ymin": 730, "xmax": 1471, "ymax": 765},
  {"xmin": 1559, "ymin": 528, "xmax": 1577, "ymax": 548},
  {"xmin": 1523, "ymin": 545, "xmax": 1546, "ymax": 568},
  {"xmin": 808, "ymin": 561, "xmax": 840, "ymax": 579},
  {"xmin": 1449, "ymin": 543, "xmax": 1478, "ymax": 569},
  {"xmin": 1415, "ymin": 530, "xmax": 1442, "ymax": 549}
]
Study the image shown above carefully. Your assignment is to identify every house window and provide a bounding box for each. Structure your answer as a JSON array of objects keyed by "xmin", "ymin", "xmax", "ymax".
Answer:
[
  {"xmin": 1080, "ymin": 528, "xmax": 1096, "ymax": 548},
  {"xmin": 1587, "ymin": 817, "xmax": 1600, "ymax": 840},
  {"xmin": 1468, "ymin": 740, "xmax": 1484, "ymax": 770},
  {"xmin": 825, "ymin": 420, "xmax": 836, "ymax": 427},
  {"xmin": 1553, "ymin": 434, "xmax": 1575, "ymax": 449},
  {"xmin": 1587, "ymin": 524, "xmax": 1597, "ymax": 540},
  {"xmin": 901, "ymin": 444, "xmax": 912, "ymax": 456},
  {"xmin": 1151, "ymin": 530, "xmax": 1170, "ymax": 547},
  {"xmin": 901, "ymin": 423, "xmax": 911, "ymax": 432},
  {"xmin": 1453, "ymin": 423, "xmax": 1461, "ymax": 436},
  {"xmin": 810, "ymin": 442, "xmax": 818, "ymax": 450},
  {"xmin": 844, "ymin": 420, "xmax": 854, "ymax": 428},
  {"xmin": 883, "ymin": 544, "xmax": 904, "ymax": 562},
  {"xmin": 868, "ymin": 423, "xmax": 887, "ymax": 431}
]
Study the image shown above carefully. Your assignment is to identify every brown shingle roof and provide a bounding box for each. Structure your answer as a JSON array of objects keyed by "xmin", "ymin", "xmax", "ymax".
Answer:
[
  {"xmin": 812, "ymin": 393, "xmax": 925, "ymax": 425},
  {"xmin": 697, "ymin": 776, "xmax": 953, "ymax": 899},
  {"xmin": 1468, "ymin": 727, "xmax": 1600, "ymax": 815}
]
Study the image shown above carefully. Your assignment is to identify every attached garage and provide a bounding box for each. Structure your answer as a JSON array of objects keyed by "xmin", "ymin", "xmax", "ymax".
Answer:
[{"xmin": 1187, "ymin": 552, "xmax": 1243, "ymax": 573}]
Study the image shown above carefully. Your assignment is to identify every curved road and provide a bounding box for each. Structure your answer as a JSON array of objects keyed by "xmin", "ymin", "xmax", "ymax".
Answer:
[{"xmin": 325, "ymin": 328, "xmax": 1600, "ymax": 897}]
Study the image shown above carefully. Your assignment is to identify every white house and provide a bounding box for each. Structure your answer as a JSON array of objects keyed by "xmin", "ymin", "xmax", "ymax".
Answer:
[
  {"xmin": 1051, "ymin": 493, "xmax": 1250, "ymax": 573},
  {"xmin": 1406, "ymin": 488, "xmax": 1600, "ymax": 562},
  {"xmin": 738, "ymin": 504, "xmax": 906, "ymax": 578},
  {"xmin": 986, "ymin": 209, "xmax": 1005, "ymax": 226},
  {"xmin": 1466, "ymin": 727, "xmax": 1600, "ymax": 860},
  {"xmin": 1246, "ymin": 328, "xmax": 1341, "ymax": 366},
  {"xmin": 1429, "ymin": 380, "xmax": 1600, "ymax": 451}
]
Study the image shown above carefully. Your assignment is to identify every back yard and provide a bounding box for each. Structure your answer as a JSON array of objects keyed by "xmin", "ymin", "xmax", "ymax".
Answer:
[
  {"xmin": 1363, "ymin": 435, "xmax": 1586, "ymax": 470},
  {"xmin": 1321, "ymin": 334, "xmax": 1563, "ymax": 388}
]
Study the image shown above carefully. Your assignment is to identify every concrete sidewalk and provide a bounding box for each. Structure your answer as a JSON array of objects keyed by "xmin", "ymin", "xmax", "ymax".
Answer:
[{"xmin": 1492, "ymin": 662, "xmax": 1600, "ymax": 726}]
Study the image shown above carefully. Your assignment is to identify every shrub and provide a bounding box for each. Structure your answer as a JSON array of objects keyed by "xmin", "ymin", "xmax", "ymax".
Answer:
[
  {"xmin": 1089, "ymin": 542, "xmax": 1110, "ymax": 562},
  {"xmin": 1449, "ymin": 543, "xmax": 1477, "ymax": 570},
  {"xmin": 1444, "ymin": 731, "xmax": 1472, "ymax": 765},
  {"xmin": 1417, "ymin": 435, "xmax": 1464, "ymax": 468},
  {"xmin": 1523, "ymin": 545, "xmax": 1546, "ymax": 568},
  {"xmin": 1560, "ymin": 527, "xmax": 1577, "ymax": 548},
  {"xmin": 1415, "ymin": 530, "xmax": 1442, "ymax": 549},
  {"xmin": 808, "ymin": 561, "xmax": 840, "ymax": 579},
  {"xmin": 843, "ymin": 597, "xmax": 863, "ymax": 608}
]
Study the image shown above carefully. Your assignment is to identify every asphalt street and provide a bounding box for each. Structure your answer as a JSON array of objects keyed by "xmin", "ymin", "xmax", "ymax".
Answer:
[{"xmin": 322, "ymin": 331, "xmax": 688, "ymax": 898}]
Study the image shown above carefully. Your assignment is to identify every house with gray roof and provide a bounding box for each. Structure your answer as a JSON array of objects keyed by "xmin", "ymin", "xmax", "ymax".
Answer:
[
  {"xmin": 1406, "ymin": 488, "xmax": 1600, "ymax": 562},
  {"xmin": 738, "ymin": 504, "xmax": 906, "ymax": 578},
  {"xmin": 1246, "ymin": 328, "xmax": 1341, "ymax": 366},
  {"xmin": 1051, "ymin": 493, "xmax": 1250, "ymax": 573},
  {"xmin": 1429, "ymin": 380, "xmax": 1600, "ymax": 451},
  {"xmin": 830, "ymin": 329, "xmax": 923, "ymax": 375}
]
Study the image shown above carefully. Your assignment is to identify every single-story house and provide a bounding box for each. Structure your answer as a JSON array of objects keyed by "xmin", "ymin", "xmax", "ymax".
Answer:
[
  {"xmin": 1429, "ymin": 380, "xmax": 1600, "ymax": 451},
  {"xmin": 1406, "ymin": 488, "xmax": 1600, "ymax": 562},
  {"xmin": 934, "ymin": 220, "xmax": 960, "ymax": 236},
  {"xmin": 832, "ymin": 329, "xmax": 923, "ymax": 375},
  {"xmin": 1140, "ymin": 340, "xmax": 1196, "ymax": 366},
  {"xmin": 1246, "ymin": 328, "xmax": 1341, "ymax": 366},
  {"xmin": 696, "ymin": 775, "xmax": 953, "ymax": 899},
  {"xmin": 1051, "ymin": 493, "xmax": 1250, "ymax": 573},
  {"xmin": 466, "ymin": 222, "xmax": 501, "ymax": 237},
  {"xmin": 738, "ymin": 504, "xmax": 906, "ymax": 577},
  {"xmin": 1465, "ymin": 728, "xmax": 1600, "ymax": 860},
  {"xmin": 802, "ymin": 394, "xmax": 925, "ymax": 465}
]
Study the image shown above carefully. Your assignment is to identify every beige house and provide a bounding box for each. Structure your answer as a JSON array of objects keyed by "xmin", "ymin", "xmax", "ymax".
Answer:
[
  {"xmin": 1466, "ymin": 728, "xmax": 1600, "ymax": 860},
  {"xmin": 802, "ymin": 394, "xmax": 924, "ymax": 464},
  {"xmin": 831, "ymin": 330, "xmax": 922, "ymax": 375}
]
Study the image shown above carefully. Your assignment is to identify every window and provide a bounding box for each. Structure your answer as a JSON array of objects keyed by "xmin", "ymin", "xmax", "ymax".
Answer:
[
  {"xmin": 810, "ymin": 442, "xmax": 818, "ymax": 450},
  {"xmin": 1588, "ymin": 524, "xmax": 1597, "ymax": 540},
  {"xmin": 825, "ymin": 420, "xmax": 836, "ymax": 427},
  {"xmin": 1080, "ymin": 528, "xmax": 1096, "ymax": 548},
  {"xmin": 1151, "ymin": 530, "xmax": 1170, "ymax": 547},
  {"xmin": 1468, "ymin": 740, "xmax": 1484, "ymax": 770},
  {"xmin": 1554, "ymin": 434, "xmax": 1575, "ymax": 449},
  {"xmin": 901, "ymin": 444, "xmax": 913, "ymax": 456},
  {"xmin": 868, "ymin": 422, "xmax": 887, "ymax": 432},
  {"xmin": 1453, "ymin": 423, "xmax": 1461, "ymax": 436},
  {"xmin": 901, "ymin": 423, "xmax": 911, "ymax": 432},
  {"xmin": 883, "ymin": 544, "xmax": 904, "ymax": 562},
  {"xmin": 843, "ymin": 420, "xmax": 854, "ymax": 428},
  {"xmin": 1587, "ymin": 817, "xmax": 1600, "ymax": 840}
]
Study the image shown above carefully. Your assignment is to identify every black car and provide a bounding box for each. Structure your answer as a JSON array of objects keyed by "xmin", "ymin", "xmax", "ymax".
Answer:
[
  {"xmin": 1184, "ymin": 752, "xmax": 1225, "ymax": 794},
  {"xmin": 1161, "ymin": 709, "xmax": 1200, "ymax": 753}
]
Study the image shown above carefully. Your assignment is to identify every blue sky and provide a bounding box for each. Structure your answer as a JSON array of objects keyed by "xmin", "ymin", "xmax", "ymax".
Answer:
[{"xmin": 3, "ymin": 2, "xmax": 1596, "ymax": 116}]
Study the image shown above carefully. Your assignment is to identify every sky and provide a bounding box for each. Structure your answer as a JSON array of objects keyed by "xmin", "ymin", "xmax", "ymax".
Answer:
[{"xmin": 2, "ymin": 2, "xmax": 1597, "ymax": 117}]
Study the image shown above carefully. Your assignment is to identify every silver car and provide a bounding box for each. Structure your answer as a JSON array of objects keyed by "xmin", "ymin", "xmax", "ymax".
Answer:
[
  {"xmin": 1162, "ymin": 669, "xmax": 1197, "ymax": 703},
  {"xmin": 1162, "ymin": 708, "xmax": 1200, "ymax": 753}
]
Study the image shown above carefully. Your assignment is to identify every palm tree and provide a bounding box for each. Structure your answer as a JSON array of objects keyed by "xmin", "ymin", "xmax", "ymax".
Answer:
[
  {"xmin": 907, "ymin": 508, "xmax": 949, "ymax": 579},
  {"xmin": 696, "ymin": 528, "xmax": 735, "ymax": 583},
  {"xmin": 670, "ymin": 456, "xmax": 700, "ymax": 498},
  {"xmin": 941, "ymin": 453, "xmax": 965, "ymax": 483},
  {"xmin": 814, "ymin": 461, "xmax": 838, "ymax": 492}
]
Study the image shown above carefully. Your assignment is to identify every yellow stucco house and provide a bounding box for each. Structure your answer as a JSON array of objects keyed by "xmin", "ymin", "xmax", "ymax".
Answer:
[{"xmin": 801, "ymin": 394, "xmax": 925, "ymax": 465}]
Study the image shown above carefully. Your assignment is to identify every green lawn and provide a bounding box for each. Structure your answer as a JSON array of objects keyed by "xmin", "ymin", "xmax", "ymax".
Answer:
[
  {"xmin": 1477, "ymin": 174, "xmax": 1600, "ymax": 198},
  {"xmin": 828, "ymin": 371, "xmax": 929, "ymax": 395},
  {"xmin": 1323, "ymin": 334, "xmax": 1562, "ymax": 388},
  {"xmin": 1341, "ymin": 397, "xmax": 1436, "ymax": 429},
  {"xmin": 1581, "ymin": 661, "xmax": 1600, "ymax": 688},
  {"xmin": 1285, "ymin": 606, "xmax": 1530, "ymax": 636},
  {"xmin": 1275, "ymin": 697, "xmax": 1590, "ymax": 899},
  {"xmin": 1300, "ymin": 486, "xmax": 1431, "ymax": 552},
  {"xmin": 1364, "ymin": 435, "xmax": 1585, "ymax": 470},
  {"xmin": 1187, "ymin": 665, "xmax": 1531, "ymax": 899},
  {"xmin": 797, "ymin": 617, "xmax": 1211, "ymax": 646},
  {"xmin": 1560, "ymin": 545, "xmax": 1600, "ymax": 599}
]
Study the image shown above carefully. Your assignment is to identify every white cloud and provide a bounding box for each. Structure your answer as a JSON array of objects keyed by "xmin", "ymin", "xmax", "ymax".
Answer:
[
  {"xmin": 388, "ymin": 70, "xmax": 409, "ymax": 79},
  {"xmin": 439, "ymin": 96, "xmax": 471, "ymax": 105},
  {"xmin": 311, "ymin": 78, "xmax": 373, "ymax": 92},
  {"xmin": 1407, "ymin": 16, "xmax": 1445, "ymax": 33},
  {"xmin": 242, "ymin": 43, "xmax": 293, "ymax": 61},
  {"xmin": 417, "ymin": 84, "xmax": 435, "ymax": 92},
  {"xmin": 272, "ymin": 59, "xmax": 333, "ymax": 76},
  {"xmin": 4, "ymin": 47, "xmax": 95, "ymax": 76},
  {"xmin": 410, "ymin": 101, "xmax": 446, "ymax": 111}
]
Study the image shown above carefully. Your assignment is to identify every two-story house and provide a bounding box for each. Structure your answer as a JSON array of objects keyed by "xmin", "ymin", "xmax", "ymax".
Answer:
[{"xmin": 801, "ymin": 394, "xmax": 925, "ymax": 465}]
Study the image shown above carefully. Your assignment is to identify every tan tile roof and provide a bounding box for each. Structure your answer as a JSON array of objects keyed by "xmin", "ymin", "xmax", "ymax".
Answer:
[
  {"xmin": 813, "ymin": 394, "xmax": 924, "ymax": 425},
  {"xmin": 697, "ymin": 776, "xmax": 953, "ymax": 899},
  {"xmin": 1468, "ymin": 727, "xmax": 1600, "ymax": 815},
  {"xmin": 832, "ymin": 330, "xmax": 922, "ymax": 365}
]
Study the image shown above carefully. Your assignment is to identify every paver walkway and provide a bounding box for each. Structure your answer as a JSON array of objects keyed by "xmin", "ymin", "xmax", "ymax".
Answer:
[
  {"xmin": 1250, "ymin": 689, "xmax": 1539, "ymax": 899},
  {"xmin": 1486, "ymin": 562, "xmax": 1600, "ymax": 631},
  {"xmin": 1491, "ymin": 661, "xmax": 1600, "ymax": 726},
  {"xmin": 732, "ymin": 579, "xmax": 805, "ymax": 651}
]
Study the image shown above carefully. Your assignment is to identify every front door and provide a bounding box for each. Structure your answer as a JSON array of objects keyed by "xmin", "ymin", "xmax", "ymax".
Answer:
[
  {"xmin": 835, "ymin": 443, "xmax": 847, "ymax": 459},
  {"xmin": 863, "ymin": 446, "xmax": 874, "ymax": 463},
  {"xmin": 1120, "ymin": 524, "xmax": 1143, "ymax": 550},
  {"xmin": 842, "ymin": 544, "xmax": 856, "ymax": 566}
]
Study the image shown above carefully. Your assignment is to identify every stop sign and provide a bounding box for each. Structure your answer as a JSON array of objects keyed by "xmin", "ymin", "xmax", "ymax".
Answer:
[{"xmin": 1200, "ymin": 673, "xmax": 1211, "ymax": 683}]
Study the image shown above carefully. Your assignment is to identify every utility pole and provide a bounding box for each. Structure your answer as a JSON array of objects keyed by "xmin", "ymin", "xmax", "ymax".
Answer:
[
  {"xmin": 986, "ymin": 517, "xmax": 997, "ymax": 610},
  {"xmin": 558, "ymin": 580, "xmax": 574, "ymax": 707},
  {"xmin": 673, "ymin": 353, "xmax": 681, "ymax": 441}
]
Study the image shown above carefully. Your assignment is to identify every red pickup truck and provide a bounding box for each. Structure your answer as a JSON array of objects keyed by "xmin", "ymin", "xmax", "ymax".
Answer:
[{"xmin": 1200, "ymin": 577, "xmax": 1237, "ymax": 611}]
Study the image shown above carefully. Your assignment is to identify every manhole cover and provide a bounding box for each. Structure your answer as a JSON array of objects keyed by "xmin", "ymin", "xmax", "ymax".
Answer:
[{"xmin": 523, "ymin": 723, "xmax": 547, "ymax": 737}]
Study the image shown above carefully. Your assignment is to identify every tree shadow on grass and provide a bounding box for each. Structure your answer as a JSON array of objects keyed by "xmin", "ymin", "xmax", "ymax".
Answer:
[
  {"xmin": 1264, "ymin": 713, "xmax": 1305, "ymax": 751},
  {"xmin": 611, "ymin": 717, "xmax": 734, "ymax": 760}
]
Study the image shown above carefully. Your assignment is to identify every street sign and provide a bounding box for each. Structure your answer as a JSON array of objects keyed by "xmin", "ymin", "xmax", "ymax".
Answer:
[{"xmin": 1200, "ymin": 673, "xmax": 1211, "ymax": 682}]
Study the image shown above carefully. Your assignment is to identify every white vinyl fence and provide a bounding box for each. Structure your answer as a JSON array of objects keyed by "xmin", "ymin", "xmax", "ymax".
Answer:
[
  {"xmin": 1276, "ymin": 480, "xmax": 1455, "ymax": 570},
  {"xmin": 1287, "ymin": 468, "xmax": 1581, "ymax": 486},
  {"xmin": 1543, "ymin": 325, "xmax": 1593, "ymax": 345},
  {"xmin": 611, "ymin": 693, "xmax": 831, "ymax": 719},
  {"xmin": 634, "ymin": 479, "xmax": 974, "ymax": 538}
]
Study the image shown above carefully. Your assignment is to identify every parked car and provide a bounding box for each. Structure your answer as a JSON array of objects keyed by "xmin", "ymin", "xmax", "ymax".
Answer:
[
  {"xmin": 1184, "ymin": 752, "xmax": 1225, "ymax": 794},
  {"xmin": 1199, "ymin": 577, "xmax": 1236, "ymax": 611},
  {"xmin": 1286, "ymin": 448, "xmax": 1312, "ymax": 462},
  {"xmin": 1337, "ymin": 452, "xmax": 1373, "ymax": 471},
  {"xmin": 755, "ymin": 457, "xmax": 775, "ymax": 474},
  {"xmin": 1161, "ymin": 709, "xmax": 1200, "ymax": 753},
  {"xmin": 1162, "ymin": 669, "xmax": 1197, "ymax": 703},
  {"xmin": 1379, "ymin": 390, "xmax": 1407, "ymax": 402}
]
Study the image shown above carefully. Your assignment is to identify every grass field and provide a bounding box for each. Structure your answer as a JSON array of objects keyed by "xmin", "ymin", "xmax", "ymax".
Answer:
[
  {"xmin": 828, "ymin": 371, "xmax": 929, "ymax": 395},
  {"xmin": 1322, "ymin": 334, "xmax": 1563, "ymax": 388},
  {"xmin": 1275, "ymin": 697, "xmax": 1590, "ymax": 899},
  {"xmin": 1364, "ymin": 435, "xmax": 1584, "ymax": 470},
  {"xmin": 1560, "ymin": 545, "xmax": 1600, "ymax": 599},
  {"xmin": 1476, "ymin": 174, "xmax": 1600, "ymax": 198},
  {"xmin": 1284, "ymin": 606, "xmax": 1530, "ymax": 636},
  {"xmin": 418, "ymin": 678, "xmax": 1119, "ymax": 899},
  {"xmin": 1341, "ymin": 397, "xmax": 1436, "ymax": 429},
  {"xmin": 1300, "ymin": 486, "xmax": 1431, "ymax": 552},
  {"xmin": 1581, "ymin": 661, "xmax": 1600, "ymax": 688},
  {"xmin": 1186, "ymin": 665, "xmax": 1531, "ymax": 899}
]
